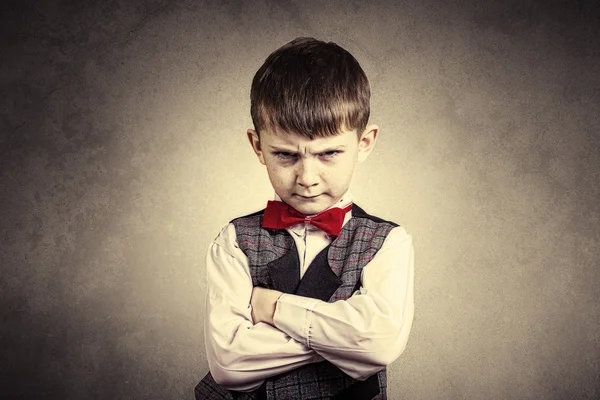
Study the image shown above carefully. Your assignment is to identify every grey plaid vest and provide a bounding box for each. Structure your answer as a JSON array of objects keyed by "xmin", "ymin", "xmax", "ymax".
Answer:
[{"xmin": 196, "ymin": 204, "xmax": 397, "ymax": 400}]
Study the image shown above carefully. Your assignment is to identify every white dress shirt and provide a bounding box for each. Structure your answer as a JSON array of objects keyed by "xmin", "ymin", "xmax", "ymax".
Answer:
[{"xmin": 204, "ymin": 192, "xmax": 414, "ymax": 392}]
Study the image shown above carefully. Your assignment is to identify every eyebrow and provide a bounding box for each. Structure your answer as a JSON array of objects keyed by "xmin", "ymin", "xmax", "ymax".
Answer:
[
  {"xmin": 267, "ymin": 145, "xmax": 347, "ymax": 153},
  {"xmin": 268, "ymin": 145, "xmax": 296, "ymax": 152}
]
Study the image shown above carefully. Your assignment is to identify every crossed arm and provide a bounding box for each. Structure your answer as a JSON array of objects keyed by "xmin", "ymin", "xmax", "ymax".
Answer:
[{"xmin": 204, "ymin": 223, "xmax": 414, "ymax": 392}]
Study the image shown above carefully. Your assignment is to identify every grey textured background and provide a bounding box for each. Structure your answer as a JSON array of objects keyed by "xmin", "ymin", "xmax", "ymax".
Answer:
[{"xmin": 1, "ymin": 1, "xmax": 599, "ymax": 399}]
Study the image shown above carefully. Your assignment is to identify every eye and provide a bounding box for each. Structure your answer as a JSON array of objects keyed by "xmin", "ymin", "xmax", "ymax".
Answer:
[
  {"xmin": 319, "ymin": 150, "xmax": 341, "ymax": 159},
  {"xmin": 273, "ymin": 152, "xmax": 297, "ymax": 160}
]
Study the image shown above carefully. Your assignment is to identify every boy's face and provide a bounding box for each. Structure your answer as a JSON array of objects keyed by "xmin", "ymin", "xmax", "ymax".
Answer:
[{"xmin": 248, "ymin": 126, "xmax": 378, "ymax": 215}]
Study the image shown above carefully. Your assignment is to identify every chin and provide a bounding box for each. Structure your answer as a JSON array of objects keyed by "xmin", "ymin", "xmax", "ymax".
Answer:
[{"xmin": 288, "ymin": 196, "xmax": 334, "ymax": 215}]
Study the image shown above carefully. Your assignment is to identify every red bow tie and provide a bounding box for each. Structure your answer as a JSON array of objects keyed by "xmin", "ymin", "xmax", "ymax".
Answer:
[{"xmin": 262, "ymin": 201, "xmax": 353, "ymax": 238}]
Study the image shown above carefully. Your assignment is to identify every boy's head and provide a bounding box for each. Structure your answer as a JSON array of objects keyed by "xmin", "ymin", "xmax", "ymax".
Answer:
[
  {"xmin": 250, "ymin": 37, "xmax": 370, "ymax": 139},
  {"xmin": 247, "ymin": 37, "xmax": 379, "ymax": 215}
]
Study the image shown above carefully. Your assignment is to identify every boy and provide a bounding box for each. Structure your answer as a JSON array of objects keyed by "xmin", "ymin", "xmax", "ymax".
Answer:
[{"xmin": 195, "ymin": 37, "xmax": 414, "ymax": 400}]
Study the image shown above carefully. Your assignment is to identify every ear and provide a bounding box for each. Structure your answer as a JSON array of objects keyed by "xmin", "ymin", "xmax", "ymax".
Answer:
[
  {"xmin": 357, "ymin": 124, "xmax": 378, "ymax": 163},
  {"xmin": 247, "ymin": 129, "xmax": 266, "ymax": 165}
]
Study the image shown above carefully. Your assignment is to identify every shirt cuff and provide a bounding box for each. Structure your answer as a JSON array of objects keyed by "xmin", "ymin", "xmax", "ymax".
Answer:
[{"xmin": 273, "ymin": 293, "xmax": 319, "ymax": 347}]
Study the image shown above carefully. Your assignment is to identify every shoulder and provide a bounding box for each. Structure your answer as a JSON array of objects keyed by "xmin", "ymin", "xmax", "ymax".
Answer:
[
  {"xmin": 210, "ymin": 222, "xmax": 238, "ymax": 255},
  {"xmin": 212, "ymin": 207, "xmax": 265, "ymax": 245},
  {"xmin": 229, "ymin": 209, "xmax": 265, "ymax": 229},
  {"xmin": 211, "ymin": 217, "xmax": 272, "ymax": 260},
  {"xmin": 228, "ymin": 209, "xmax": 267, "ymax": 242},
  {"xmin": 383, "ymin": 225, "xmax": 412, "ymax": 247},
  {"xmin": 349, "ymin": 204, "xmax": 412, "ymax": 248},
  {"xmin": 212, "ymin": 207, "xmax": 266, "ymax": 248}
]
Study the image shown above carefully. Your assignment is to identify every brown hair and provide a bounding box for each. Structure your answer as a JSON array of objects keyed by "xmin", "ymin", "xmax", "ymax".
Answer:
[{"xmin": 250, "ymin": 37, "xmax": 370, "ymax": 139}]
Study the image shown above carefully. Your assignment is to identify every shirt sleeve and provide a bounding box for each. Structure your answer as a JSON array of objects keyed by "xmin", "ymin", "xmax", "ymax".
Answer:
[
  {"xmin": 272, "ymin": 226, "xmax": 415, "ymax": 380},
  {"xmin": 204, "ymin": 223, "xmax": 323, "ymax": 392}
]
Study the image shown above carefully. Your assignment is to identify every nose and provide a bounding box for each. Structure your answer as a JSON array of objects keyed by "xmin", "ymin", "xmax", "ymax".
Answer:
[{"xmin": 296, "ymin": 159, "xmax": 319, "ymax": 188}]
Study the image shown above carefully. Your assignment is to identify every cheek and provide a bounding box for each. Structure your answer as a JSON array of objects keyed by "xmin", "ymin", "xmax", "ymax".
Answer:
[
  {"xmin": 331, "ymin": 159, "xmax": 356, "ymax": 186},
  {"xmin": 266, "ymin": 165, "xmax": 291, "ymax": 187},
  {"xmin": 335, "ymin": 158, "xmax": 355, "ymax": 177},
  {"xmin": 322, "ymin": 164, "xmax": 345, "ymax": 185}
]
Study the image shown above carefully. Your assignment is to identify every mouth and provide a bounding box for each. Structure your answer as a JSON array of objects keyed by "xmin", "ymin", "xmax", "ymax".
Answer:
[{"xmin": 294, "ymin": 194, "xmax": 321, "ymax": 200}]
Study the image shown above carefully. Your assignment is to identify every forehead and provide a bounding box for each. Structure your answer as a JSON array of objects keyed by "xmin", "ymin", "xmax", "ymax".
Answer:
[{"xmin": 262, "ymin": 128, "xmax": 358, "ymax": 148}]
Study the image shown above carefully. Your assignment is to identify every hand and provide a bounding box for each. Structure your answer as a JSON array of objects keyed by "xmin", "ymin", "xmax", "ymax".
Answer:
[{"xmin": 250, "ymin": 286, "xmax": 283, "ymax": 326}]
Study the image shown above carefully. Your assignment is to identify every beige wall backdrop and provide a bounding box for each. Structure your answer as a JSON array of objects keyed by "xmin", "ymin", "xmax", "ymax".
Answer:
[{"xmin": 1, "ymin": 1, "xmax": 599, "ymax": 399}]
